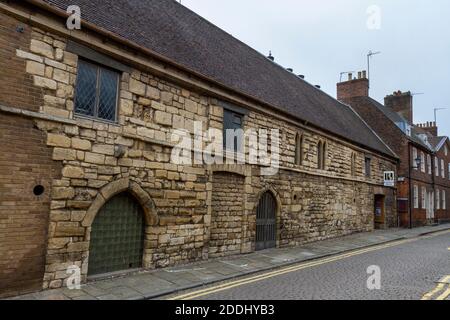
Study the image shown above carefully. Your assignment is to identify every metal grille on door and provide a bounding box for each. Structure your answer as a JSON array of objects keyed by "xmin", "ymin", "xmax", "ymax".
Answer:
[
  {"xmin": 88, "ymin": 193, "xmax": 145, "ymax": 276},
  {"xmin": 256, "ymin": 192, "xmax": 277, "ymax": 251}
]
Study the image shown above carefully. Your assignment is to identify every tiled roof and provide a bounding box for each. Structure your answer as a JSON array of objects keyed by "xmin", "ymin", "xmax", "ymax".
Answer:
[
  {"xmin": 428, "ymin": 136, "xmax": 447, "ymax": 151},
  {"xmin": 37, "ymin": 0, "xmax": 396, "ymax": 158}
]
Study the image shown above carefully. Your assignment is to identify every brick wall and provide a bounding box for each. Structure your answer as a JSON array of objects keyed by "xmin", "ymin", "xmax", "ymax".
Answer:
[
  {"xmin": 337, "ymin": 78, "xmax": 369, "ymax": 101},
  {"xmin": 434, "ymin": 141, "xmax": 450, "ymax": 222},
  {"xmin": 0, "ymin": 12, "xmax": 43, "ymax": 111},
  {"xmin": 0, "ymin": 12, "xmax": 62, "ymax": 298},
  {"xmin": 0, "ymin": 114, "xmax": 61, "ymax": 298}
]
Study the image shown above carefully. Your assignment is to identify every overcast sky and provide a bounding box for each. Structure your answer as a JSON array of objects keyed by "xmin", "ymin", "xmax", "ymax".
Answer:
[{"xmin": 182, "ymin": 0, "xmax": 450, "ymax": 138}]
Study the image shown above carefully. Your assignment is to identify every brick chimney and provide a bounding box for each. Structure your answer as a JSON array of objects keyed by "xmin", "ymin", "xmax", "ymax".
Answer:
[
  {"xmin": 337, "ymin": 71, "xmax": 369, "ymax": 101},
  {"xmin": 417, "ymin": 122, "xmax": 438, "ymax": 136},
  {"xmin": 384, "ymin": 91, "xmax": 413, "ymax": 123}
]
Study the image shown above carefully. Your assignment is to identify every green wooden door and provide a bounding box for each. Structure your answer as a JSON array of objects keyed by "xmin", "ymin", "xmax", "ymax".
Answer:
[{"xmin": 88, "ymin": 193, "xmax": 145, "ymax": 276}]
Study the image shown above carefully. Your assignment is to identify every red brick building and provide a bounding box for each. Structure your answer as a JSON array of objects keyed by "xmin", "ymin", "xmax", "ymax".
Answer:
[{"xmin": 338, "ymin": 72, "xmax": 450, "ymax": 227}]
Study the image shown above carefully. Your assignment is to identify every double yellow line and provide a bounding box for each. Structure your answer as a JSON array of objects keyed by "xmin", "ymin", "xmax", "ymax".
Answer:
[
  {"xmin": 168, "ymin": 229, "xmax": 450, "ymax": 300},
  {"xmin": 169, "ymin": 238, "xmax": 419, "ymax": 300},
  {"xmin": 421, "ymin": 276, "xmax": 450, "ymax": 301}
]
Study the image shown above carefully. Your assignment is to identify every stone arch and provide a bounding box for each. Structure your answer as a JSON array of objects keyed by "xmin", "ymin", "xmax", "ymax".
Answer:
[
  {"xmin": 255, "ymin": 186, "xmax": 282, "ymax": 215},
  {"xmin": 82, "ymin": 178, "xmax": 158, "ymax": 230},
  {"xmin": 210, "ymin": 164, "xmax": 248, "ymax": 178},
  {"xmin": 253, "ymin": 185, "xmax": 283, "ymax": 249}
]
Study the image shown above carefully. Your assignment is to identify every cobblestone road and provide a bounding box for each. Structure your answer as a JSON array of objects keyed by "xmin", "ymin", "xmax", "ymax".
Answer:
[{"xmin": 168, "ymin": 231, "xmax": 450, "ymax": 300}]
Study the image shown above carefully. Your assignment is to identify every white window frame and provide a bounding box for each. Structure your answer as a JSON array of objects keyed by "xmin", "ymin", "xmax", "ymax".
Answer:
[
  {"xmin": 436, "ymin": 190, "xmax": 440, "ymax": 210},
  {"xmin": 441, "ymin": 159, "xmax": 445, "ymax": 178},
  {"xmin": 442, "ymin": 190, "xmax": 446, "ymax": 210},
  {"xmin": 420, "ymin": 152, "xmax": 425, "ymax": 172},
  {"xmin": 413, "ymin": 185, "xmax": 419, "ymax": 209},
  {"xmin": 427, "ymin": 154, "xmax": 432, "ymax": 175},
  {"xmin": 435, "ymin": 158, "xmax": 439, "ymax": 177},
  {"xmin": 413, "ymin": 147, "xmax": 418, "ymax": 170},
  {"xmin": 448, "ymin": 163, "xmax": 450, "ymax": 180},
  {"xmin": 421, "ymin": 187, "xmax": 426, "ymax": 209}
]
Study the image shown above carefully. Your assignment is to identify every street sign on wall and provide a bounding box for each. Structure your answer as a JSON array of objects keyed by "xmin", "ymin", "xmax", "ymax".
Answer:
[{"xmin": 384, "ymin": 171, "xmax": 395, "ymax": 187}]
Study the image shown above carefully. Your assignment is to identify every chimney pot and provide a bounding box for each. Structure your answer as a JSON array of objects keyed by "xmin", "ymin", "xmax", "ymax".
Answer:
[
  {"xmin": 348, "ymin": 73, "xmax": 352, "ymax": 81},
  {"xmin": 358, "ymin": 71, "xmax": 362, "ymax": 79},
  {"xmin": 362, "ymin": 70, "xmax": 367, "ymax": 78}
]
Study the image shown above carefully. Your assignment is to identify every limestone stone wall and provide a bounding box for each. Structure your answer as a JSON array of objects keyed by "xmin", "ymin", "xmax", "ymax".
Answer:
[
  {"xmin": 210, "ymin": 172, "xmax": 245, "ymax": 258},
  {"xmin": 7, "ymin": 23, "xmax": 397, "ymax": 292}
]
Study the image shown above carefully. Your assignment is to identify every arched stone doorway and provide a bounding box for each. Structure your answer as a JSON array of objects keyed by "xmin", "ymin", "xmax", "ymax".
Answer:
[
  {"xmin": 255, "ymin": 191, "xmax": 277, "ymax": 251},
  {"xmin": 88, "ymin": 192, "xmax": 145, "ymax": 276}
]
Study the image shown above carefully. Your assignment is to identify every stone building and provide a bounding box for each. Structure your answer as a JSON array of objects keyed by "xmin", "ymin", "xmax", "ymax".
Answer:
[
  {"xmin": 0, "ymin": 0, "xmax": 397, "ymax": 297},
  {"xmin": 337, "ymin": 72, "xmax": 450, "ymax": 227}
]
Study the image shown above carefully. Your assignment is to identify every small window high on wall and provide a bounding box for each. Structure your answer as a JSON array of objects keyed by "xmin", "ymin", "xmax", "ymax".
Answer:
[
  {"xmin": 351, "ymin": 153, "xmax": 357, "ymax": 176},
  {"xmin": 223, "ymin": 109, "xmax": 244, "ymax": 152},
  {"xmin": 364, "ymin": 157, "xmax": 372, "ymax": 178},
  {"xmin": 74, "ymin": 59, "xmax": 120, "ymax": 122},
  {"xmin": 317, "ymin": 140, "xmax": 326, "ymax": 170},
  {"xmin": 295, "ymin": 133, "xmax": 303, "ymax": 166}
]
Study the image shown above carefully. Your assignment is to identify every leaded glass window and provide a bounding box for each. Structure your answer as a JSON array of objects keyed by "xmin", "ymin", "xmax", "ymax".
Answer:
[{"xmin": 74, "ymin": 59, "xmax": 119, "ymax": 122}]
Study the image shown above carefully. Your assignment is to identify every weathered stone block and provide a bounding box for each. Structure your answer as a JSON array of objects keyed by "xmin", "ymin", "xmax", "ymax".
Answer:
[
  {"xmin": 52, "ymin": 147, "xmax": 76, "ymax": 161},
  {"xmin": 54, "ymin": 224, "xmax": 85, "ymax": 237},
  {"xmin": 47, "ymin": 133, "xmax": 71, "ymax": 148},
  {"xmin": 16, "ymin": 49, "xmax": 43, "ymax": 63},
  {"xmin": 85, "ymin": 152, "xmax": 105, "ymax": 165},
  {"xmin": 34, "ymin": 76, "xmax": 57, "ymax": 90},
  {"xmin": 44, "ymin": 95, "xmax": 66, "ymax": 107},
  {"xmin": 62, "ymin": 166, "xmax": 84, "ymax": 178},
  {"xmin": 185, "ymin": 100, "xmax": 198, "ymax": 114},
  {"xmin": 43, "ymin": 106, "xmax": 70, "ymax": 118},
  {"xmin": 44, "ymin": 58, "xmax": 67, "ymax": 70},
  {"xmin": 129, "ymin": 78, "xmax": 146, "ymax": 96},
  {"xmin": 92, "ymin": 144, "xmax": 115, "ymax": 156},
  {"xmin": 30, "ymin": 39, "xmax": 54, "ymax": 59},
  {"xmin": 26, "ymin": 60, "xmax": 45, "ymax": 76},
  {"xmin": 52, "ymin": 187, "xmax": 75, "ymax": 200},
  {"xmin": 161, "ymin": 91, "xmax": 173, "ymax": 104},
  {"xmin": 146, "ymin": 86, "xmax": 161, "ymax": 100},
  {"xmin": 154, "ymin": 111, "xmax": 172, "ymax": 126},
  {"xmin": 71, "ymin": 138, "xmax": 91, "ymax": 151},
  {"xmin": 53, "ymin": 69, "xmax": 70, "ymax": 84},
  {"xmin": 137, "ymin": 127, "xmax": 154, "ymax": 139},
  {"xmin": 120, "ymin": 99, "xmax": 134, "ymax": 116},
  {"xmin": 63, "ymin": 52, "xmax": 78, "ymax": 67}
]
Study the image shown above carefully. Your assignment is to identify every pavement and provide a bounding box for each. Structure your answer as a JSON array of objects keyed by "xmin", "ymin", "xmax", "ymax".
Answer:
[{"xmin": 8, "ymin": 224, "xmax": 450, "ymax": 300}]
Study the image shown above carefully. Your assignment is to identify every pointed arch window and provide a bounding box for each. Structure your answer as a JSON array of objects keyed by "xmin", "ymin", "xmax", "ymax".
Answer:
[
  {"xmin": 351, "ymin": 152, "xmax": 357, "ymax": 176},
  {"xmin": 295, "ymin": 133, "xmax": 304, "ymax": 166},
  {"xmin": 317, "ymin": 140, "xmax": 327, "ymax": 170}
]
